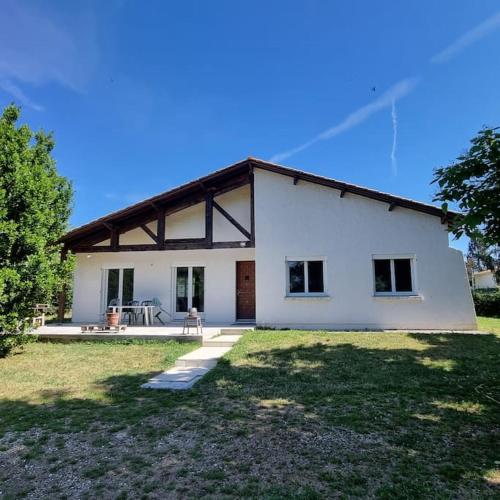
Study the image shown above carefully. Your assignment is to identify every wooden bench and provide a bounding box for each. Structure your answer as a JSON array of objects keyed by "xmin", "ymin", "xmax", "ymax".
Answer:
[{"xmin": 80, "ymin": 324, "xmax": 127, "ymax": 333}]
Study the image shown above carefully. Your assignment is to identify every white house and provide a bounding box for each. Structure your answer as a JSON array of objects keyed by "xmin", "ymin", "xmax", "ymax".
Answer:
[
  {"xmin": 61, "ymin": 158, "xmax": 477, "ymax": 330},
  {"xmin": 473, "ymin": 270, "xmax": 498, "ymax": 290}
]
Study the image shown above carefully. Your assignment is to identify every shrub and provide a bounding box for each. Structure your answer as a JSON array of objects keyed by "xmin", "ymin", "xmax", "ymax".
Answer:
[{"xmin": 472, "ymin": 290, "xmax": 500, "ymax": 317}]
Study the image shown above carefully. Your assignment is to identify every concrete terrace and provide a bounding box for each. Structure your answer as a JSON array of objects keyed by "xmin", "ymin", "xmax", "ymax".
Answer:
[{"xmin": 34, "ymin": 323, "xmax": 254, "ymax": 343}]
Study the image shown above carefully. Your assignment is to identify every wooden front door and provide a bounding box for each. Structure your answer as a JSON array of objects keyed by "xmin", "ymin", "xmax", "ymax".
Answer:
[{"xmin": 236, "ymin": 261, "xmax": 256, "ymax": 320}]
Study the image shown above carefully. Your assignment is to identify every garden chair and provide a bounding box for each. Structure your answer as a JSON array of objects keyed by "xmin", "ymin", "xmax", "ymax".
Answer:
[
  {"xmin": 151, "ymin": 297, "xmax": 172, "ymax": 325},
  {"xmin": 122, "ymin": 300, "xmax": 140, "ymax": 325},
  {"xmin": 31, "ymin": 303, "xmax": 53, "ymax": 327},
  {"xmin": 137, "ymin": 300, "xmax": 153, "ymax": 325}
]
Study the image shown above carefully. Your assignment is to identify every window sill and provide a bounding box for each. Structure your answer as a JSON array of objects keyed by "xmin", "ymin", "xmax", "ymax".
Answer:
[
  {"xmin": 372, "ymin": 294, "xmax": 423, "ymax": 302},
  {"xmin": 284, "ymin": 294, "xmax": 331, "ymax": 301}
]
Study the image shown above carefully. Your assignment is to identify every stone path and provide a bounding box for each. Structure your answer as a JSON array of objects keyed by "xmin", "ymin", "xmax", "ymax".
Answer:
[{"xmin": 141, "ymin": 328, "xmax": 244, "ymax": 390}]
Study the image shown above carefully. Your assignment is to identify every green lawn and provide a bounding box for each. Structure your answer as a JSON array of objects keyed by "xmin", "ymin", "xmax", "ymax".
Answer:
[
  {"xmin": 478, "ymin": 315, "xmax": 500, "ymax": 334},
  {"xmin": 0, "ymin": 326, "xmax": 499, "ymax": 498}
]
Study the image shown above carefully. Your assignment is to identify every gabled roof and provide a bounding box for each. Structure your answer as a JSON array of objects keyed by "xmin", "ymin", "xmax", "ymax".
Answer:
[{"xmin": 62, "ymin": 157, "xmax": 454, "ymax": 248}]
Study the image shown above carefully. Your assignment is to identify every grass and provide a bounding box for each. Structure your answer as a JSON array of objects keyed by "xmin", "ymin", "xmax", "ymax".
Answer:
[
  {"xmin": 0, "ymin": 322, "xmax": 499, "ymax": 498},
  {"xmin": 478, "ymin": 315, "xmax": 500, "ymax": 334}
]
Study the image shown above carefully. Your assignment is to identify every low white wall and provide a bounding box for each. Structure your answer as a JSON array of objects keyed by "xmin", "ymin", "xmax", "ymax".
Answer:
[
  {"xmin": 474, "ymin": 271, "xmax": 497, "ymax": 290},
  {"xmin": 254, "ymin": 169, "xmax": 477, "ymax": 330},
  {"xmin": 72, "ymin": 248, "xmax": 255, "ymax": 324}
]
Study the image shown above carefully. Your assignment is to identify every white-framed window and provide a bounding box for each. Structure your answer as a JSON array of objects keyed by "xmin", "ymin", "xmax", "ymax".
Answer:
[
  {"xmin": 286, "ymin": 258, "xmax": 326, "ymax": 296},
  {"xmin": 100, "ymin": 266, "xmax": 135, "ymax": 313},
  {"xmin": 373, "ymin": 255, "xmax": 416, "ymax": 296}
]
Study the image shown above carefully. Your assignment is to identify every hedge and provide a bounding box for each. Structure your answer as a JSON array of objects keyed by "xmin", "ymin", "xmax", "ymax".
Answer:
[{"xmin": 472, "ymin": 290, "xmax": 500, "ymax": 317}]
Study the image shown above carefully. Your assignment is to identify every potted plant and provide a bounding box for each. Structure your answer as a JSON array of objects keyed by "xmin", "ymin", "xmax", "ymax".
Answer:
[{"xmin": 106, "ymin": 311, "xmax": 120, "ymax": 327}]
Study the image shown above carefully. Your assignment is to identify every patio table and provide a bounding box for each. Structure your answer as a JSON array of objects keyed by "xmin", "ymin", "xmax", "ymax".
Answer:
[{"xmin": 108, "ymin": 305, "xmax": 155, "ymax": 326}]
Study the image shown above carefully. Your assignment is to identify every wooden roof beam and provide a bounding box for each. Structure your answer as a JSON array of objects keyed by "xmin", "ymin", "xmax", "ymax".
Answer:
[
  {"xmin": 110, "ymin": 226, "xmax": 119, "ymax": 251},
  {"xmin": 213, "ymin": 200, "xmax": 251, "ymax": 240},
  {"xmin": 140, "ymin": 224, "xmax": 158, "ymax": 243}
]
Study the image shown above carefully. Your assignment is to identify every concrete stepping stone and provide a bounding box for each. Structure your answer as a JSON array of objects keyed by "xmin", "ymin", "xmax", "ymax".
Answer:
[
  {"xmin": 142, "ymin": 332, "xmax": 244, "ymax": 391},
  {"xmin": 175, "ymin": 346, "xmax": 232, "ymax": 369},
  {"xmin": 219, "ymin": 328, "xmax": 251, "ymax": 335},
  {"xmin": 141, "ymin": 367, "xmax": 210, "ymax": 390},
  {"xmin": 203, "ymin": 334, "xmax": 241, "ymax": 348}
]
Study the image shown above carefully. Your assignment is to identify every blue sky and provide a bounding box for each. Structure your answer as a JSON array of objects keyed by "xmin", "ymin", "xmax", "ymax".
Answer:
[{"xmin": 1, "ymin": 1, "xmax": 499, "ymax": 253}]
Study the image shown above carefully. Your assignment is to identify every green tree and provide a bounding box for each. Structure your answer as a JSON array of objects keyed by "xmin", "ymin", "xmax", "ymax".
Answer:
[
  {"xmin": 0, "ymin": 104, "xmax": 73, "ymax": 356},
  {"xmin": 467, "ymin": 238, "xmax": 498, "ymax": 273},
  {"xmin": 432, "ymin": 127, "xmax": 500, "ymax": 246}
]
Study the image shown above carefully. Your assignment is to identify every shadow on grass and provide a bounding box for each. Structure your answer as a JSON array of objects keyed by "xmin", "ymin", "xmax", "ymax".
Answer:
[
  {"xmin": 210, "ymin": 333, "xmax": 500, "ymax": 432},
  {"xmin": 0, "ymin": 332, "xmax": 498, "ymax": 495}
]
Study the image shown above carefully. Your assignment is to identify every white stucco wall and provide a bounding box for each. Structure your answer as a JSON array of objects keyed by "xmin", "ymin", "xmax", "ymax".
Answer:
[
  {"xmin": 253, "ymin": 169, "xmax": 477, "ymax": 330},
  {"xmin": 72, "ymin": 248, "xmax": 255, "ymax": 324},
  {"xmin": 120, "ymin": 222, "xmax": 157, "ymax": 245},
  {"xmin": 95, "ymin": 239, "xmax": 111, "ymax": 246},
  {"xmin": 166, "ymin": 203, "xmax": 205, "ymax": 239},
  {"xmin": 162, "ymin": 186, "xmax": 251, "ymax": 242},
  {"xmin": 214, "ymin": 185, "xmax": 251, "ymax": 242}
]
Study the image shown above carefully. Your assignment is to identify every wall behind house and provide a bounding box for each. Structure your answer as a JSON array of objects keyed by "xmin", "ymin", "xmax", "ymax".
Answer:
[
  {"xmin": 474, "ymin": 271, "xmax": 498, "ymax": 289},
  {"xmin": 254, "ymin": 169, "xmax": 476, "ymax": 330}
]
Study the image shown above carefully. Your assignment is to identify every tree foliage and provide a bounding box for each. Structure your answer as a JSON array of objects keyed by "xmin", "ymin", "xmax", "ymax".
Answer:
[
  {"xmin": 467, "ymin": 238, "xmax": 499, "ymax": 273},
  {"xmin": 0, "ymin": 104, "xmax": 73, "ymax": 355},
  {"xmin": 433, "ymin": 127, "xmax": 500, "ymax": 245}
]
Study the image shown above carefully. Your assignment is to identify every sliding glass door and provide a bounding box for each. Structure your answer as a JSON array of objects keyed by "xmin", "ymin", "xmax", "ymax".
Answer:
[
  {"xmin": 102, "ymin": 268, "xmax": 134, "ymax": 311},
  {"xmin": 174, "ymin": 266, "xmax": 204, "ymax": 318}
]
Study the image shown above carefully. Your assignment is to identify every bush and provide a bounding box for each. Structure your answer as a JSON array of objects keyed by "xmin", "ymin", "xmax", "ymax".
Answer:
[
  {"xmin": 0, "ymin": 333, "xmax": 34, "ymax": 357},
  {"xmin": 472, "ymin": 290, "xmax": 500, "ymax": 317}
]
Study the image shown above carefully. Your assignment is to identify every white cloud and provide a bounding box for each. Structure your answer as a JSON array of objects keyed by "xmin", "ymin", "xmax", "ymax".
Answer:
[
  {"xmin": 270, "ymin": 77, "xmax": 419, "ymax": 163},
  {"xmin": 0, "ymin": 79, "xmax": 44, "ymax": 111},
  {"xmin": 390, "ymin": 99, "xmax": 397, "ymax": 176},
  {"xmin": 0, "ymin": 0, "xmax": 98, "ymax": 109},
  {"xmin": 431, "ymin": 11, "xmax": 500, "ymax": 64}
]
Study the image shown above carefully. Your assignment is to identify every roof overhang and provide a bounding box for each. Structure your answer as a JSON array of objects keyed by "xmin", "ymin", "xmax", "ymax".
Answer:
[{"xmin": 61, "ymin": 157, "xmax": 456, "ymax": 250}]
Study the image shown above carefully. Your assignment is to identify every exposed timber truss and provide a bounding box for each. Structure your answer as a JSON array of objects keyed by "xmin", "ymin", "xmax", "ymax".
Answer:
[{"xmin": 64, "ymin": 164, "xmax": 255, "ymax": 254}]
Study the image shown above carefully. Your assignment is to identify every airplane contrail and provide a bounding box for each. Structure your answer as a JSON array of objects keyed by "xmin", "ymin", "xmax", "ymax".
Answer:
[
  {"xmin": 390, "ymin": 98, "xmax": 398, "ymax": 176},
  {"xmin": 431, "ymin": 11, "xmax": 500, "ymax": 64},
  {"xmin": 270, "ymin": 77, "xmax": 419, "ymax": 163}
]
